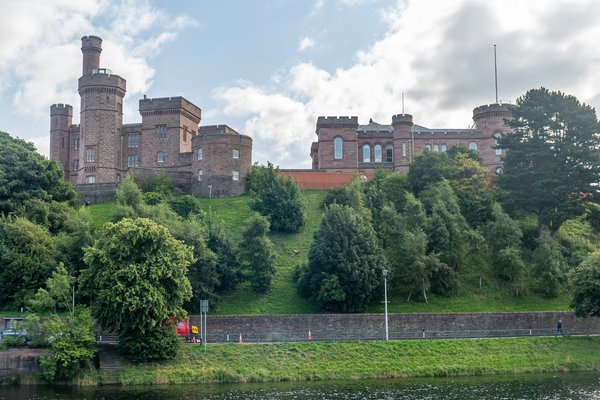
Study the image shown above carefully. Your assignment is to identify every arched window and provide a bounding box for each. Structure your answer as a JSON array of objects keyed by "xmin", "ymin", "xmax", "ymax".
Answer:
[
  {"xmin": 441, "ymin": 144, "xmax": 447, "ymax": 152},
  {"xmin": 425, "ymin": 144, "xmax": 431, "ymax": 151},
  {"xmin": 494, "ymin": 132, "xmax": 502, "ymax": 155},
  {"xmin": 363, "ymin": 145, "xmax": 371, "ymax": 162},
  {"xmin": 334, "ymin": 137, "xmax": 343, "ymax": 160},
  {"xmin": 157, "ymin": 151, "xmax": 165, "ymax": 163},
  {"xmin": 495, "ymin": 167, "xmax": 503, "ymax": 175},
  {"xmin": 433, "ymin": 144, "xmax": 439, "ymax": 152},
  {"xmin": 386, "ymin": 144, "xmax": 393, "ymax": 162},
  {"xmin": 197, "ymin": 147, "xmax": 203, "ymax": 160},
  {"xmin": 197, "ymin": 169, "xmax": 203, "ymax": 181},
  {"xmin": 469, "ymin": 142, "xmax": 477, "ymax": 151},
  {"xmin": 402, "ymin": 143, "xmax": 407, "ymax": 158},
  {"xmin": 374, "ymin": 145, "xmax": 382, "ymax": 162}
]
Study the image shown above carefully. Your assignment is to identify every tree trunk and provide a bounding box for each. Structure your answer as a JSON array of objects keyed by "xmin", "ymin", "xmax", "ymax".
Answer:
[{"xmin": 422, "ymin": 279, "xmax": 428, "ymax": 303}]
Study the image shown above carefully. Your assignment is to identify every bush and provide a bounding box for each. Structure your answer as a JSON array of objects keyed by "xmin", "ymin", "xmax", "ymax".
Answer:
[
  {"xmin": 118, "ymin": 325, "xmax": 180, "ymax": 364},
  {"xmin": 430, "ymin": 263, "xmax": 459, "ymax": 296}
]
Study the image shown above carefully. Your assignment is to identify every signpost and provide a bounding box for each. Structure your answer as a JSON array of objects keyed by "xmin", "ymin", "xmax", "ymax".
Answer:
[{"xmin": 200, "ymin": 299, "xmax": 209, "ymax": 350}]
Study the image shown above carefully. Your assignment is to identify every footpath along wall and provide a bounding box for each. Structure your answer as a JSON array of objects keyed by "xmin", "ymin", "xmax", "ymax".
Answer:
[{"xmin": 190, "ymin": 311, "xmax": 600, "ymax": 343}]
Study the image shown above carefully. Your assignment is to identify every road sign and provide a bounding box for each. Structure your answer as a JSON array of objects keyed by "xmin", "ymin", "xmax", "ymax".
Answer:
[{"xmin": 201, "ymin": 299, "xmax": 209, "ymax": 313}]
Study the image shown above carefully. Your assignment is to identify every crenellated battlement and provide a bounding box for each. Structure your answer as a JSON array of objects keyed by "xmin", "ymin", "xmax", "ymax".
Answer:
[
  {"xmin": 78, "ymin": 73, "xmax": 126, "ymax": 94},
  {"xmin": 81, "ymin": 35, "xmax": 102, "ymax": 51},
  {"xmin": 391, "ymin": 113, "xmax": 413, "ymax": 126},
  {"xmin": 473, "ymin": 103, "xmax": 512, "ymax": 121},
  {"xmin": 316, "ymin": 116, "xmax": 358, "ymax": 133},
  {"xmin": 50, "ymin": 103, "xmax": 73, "ymax": 116},
  {"xmin": 139, "ymin": 96, "xmax": 201, "ymax": 123}
]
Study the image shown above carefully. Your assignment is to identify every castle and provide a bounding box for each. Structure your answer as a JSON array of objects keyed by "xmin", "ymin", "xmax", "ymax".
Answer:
[
  {"xmin": 50, "ymin": 35, "xmax": 252, "ymax": 200},
  {"xmin": 50, "ymin": 35, "xmax": 511, "ymax": 198}
]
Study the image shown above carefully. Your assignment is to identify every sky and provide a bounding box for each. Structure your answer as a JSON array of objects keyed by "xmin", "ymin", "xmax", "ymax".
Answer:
[{"xmin": 1, "ymin": 0, "xmax": 600, "ymax": 168}]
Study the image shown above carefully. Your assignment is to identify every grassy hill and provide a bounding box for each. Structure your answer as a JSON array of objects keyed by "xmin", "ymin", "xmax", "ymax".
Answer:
[{"xmin": 87, "ymin": 190, "xmax": 573, "ymax": 315}]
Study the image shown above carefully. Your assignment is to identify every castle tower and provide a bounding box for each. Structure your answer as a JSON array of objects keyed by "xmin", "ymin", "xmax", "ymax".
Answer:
[
  {"xmin": 313, "ymin": 116, "xmax": 359, "ymax": 171},
  {"xmin": 50, "ymin": 104, "xmax": 73, "ymax": 177},
  {"xmin": 472, "ymin": 103, "xmax": 512, "ymax": 174},
  {"xmin": 77, "ymin": 35, "xmax": 126, "ymax": 184},
  {"xmin": 392, "ymin": 113, "xmax": 413, "ymax": 172}
]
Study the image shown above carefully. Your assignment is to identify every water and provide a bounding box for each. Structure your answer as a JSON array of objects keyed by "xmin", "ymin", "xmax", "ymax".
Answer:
[{"xmin": 1, "ymin": 372, "xmax": 599, "ymax": 399}]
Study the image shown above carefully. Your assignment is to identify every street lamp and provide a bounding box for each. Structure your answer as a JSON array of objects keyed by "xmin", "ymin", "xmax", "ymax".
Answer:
[{"xmin": 383, "ymin": 269, "xmax": 389, "ymax": 341}]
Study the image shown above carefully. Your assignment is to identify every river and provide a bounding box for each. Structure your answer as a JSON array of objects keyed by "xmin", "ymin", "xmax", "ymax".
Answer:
[{"xmin": 1, "ymin": 372, "xmax": 599, "ymax": 399}]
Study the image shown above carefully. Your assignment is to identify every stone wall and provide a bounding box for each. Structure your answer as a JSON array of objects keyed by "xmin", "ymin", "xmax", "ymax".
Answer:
[
  {"xmin": 0, "ymin": 349, "xmax": 45, "ymax": 376},
  {"xmin": 190, "ymin": 312, "xmax": 600, "ymax": 343},
  {"xmin": 76, "ymin": 182, "xmax": 119, "ymax": 203}
]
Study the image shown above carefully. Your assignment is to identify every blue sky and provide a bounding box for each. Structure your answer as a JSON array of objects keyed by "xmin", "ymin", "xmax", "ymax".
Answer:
[{"xmin": 2, "ymin": 0, "xmax": 600, "ymax": 168}]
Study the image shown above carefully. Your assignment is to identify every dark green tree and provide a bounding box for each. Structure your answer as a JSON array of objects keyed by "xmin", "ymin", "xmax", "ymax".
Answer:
[
  {"xmin": 238, "ymin": 214, "xmax": 276, "ymax": 292},
  {"xmin": 207, "ymin": 222, "xmax": 243, "ymax": 291},
  {"xmin": 408, "ymin": 151, "xmax": 455, "ymax": 195},
  {"xmin": 531, "ymin": 229, "xmax": 566, "ymax": 297},
  {"xmin": 247, "ymin": 162, "xmax": 304, "ymax": 232},
  {"xmin": 498, "ymin": 88, "xmax": 600, "ymax": 232},
  {"xmin": 80, "ymin": 218, "xmax": 193, "ymax": 362},
  {"xmin": 296, "ymin": 204, "xmax": 386, "ymax": 312},
  {"xmin": 570, "ymin": 251, "xmax": 600, "ymax": 317}
]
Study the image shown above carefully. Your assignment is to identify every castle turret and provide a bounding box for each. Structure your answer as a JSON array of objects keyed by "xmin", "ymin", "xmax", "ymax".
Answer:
[
  {"xmin": 473, "ymin": 103, "xmax": 512, "ymax": 174},
  {"xmin": 313, "ymin": 116, "xmax": 358, "ymax": 171},
  {"xmin": 78, "ymin": 35, "xmax": 126, "ymax": 184},
  {"xmin": 392, "ymin": 113, "xmax": 413, "ymax": 172},
  {"xmin": 50, "ymin": 104, "xmax": 73, "ymax": 177}
]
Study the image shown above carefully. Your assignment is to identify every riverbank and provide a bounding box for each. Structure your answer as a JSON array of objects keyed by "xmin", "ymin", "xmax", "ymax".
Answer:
[{"xmin": 92, "ymin": 336, "xmax": 600, "ymax": 385}]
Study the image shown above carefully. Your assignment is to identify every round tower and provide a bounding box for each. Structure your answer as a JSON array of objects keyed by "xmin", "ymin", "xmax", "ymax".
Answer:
[
  {"xmin": 50, "ymin": 103, "xmax": 73, "ymax": 177},
  {"xmin": 78, "ymin": 35, "xmax": 126, "ymax": 184},
  {"xmin": 472, "ymin": 103, "xmax": 513, "ymax": 174},
  {"xmin": 81, "ymin": 35, "xmax": 102, "ymax": 76},
  {"xmin": 392, "ymin": 113, "xmax": 413, "ymax": 172}
]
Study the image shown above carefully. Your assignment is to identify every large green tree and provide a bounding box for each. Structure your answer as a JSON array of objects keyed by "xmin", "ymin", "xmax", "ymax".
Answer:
[
  {"xmin": 498, "ymin": 88, "xmax": 600, "ymax": 232},
  {"xmin": 296, "ymin": 204, "xmax": 386, "ymax": 312},
  {"xmin": 238, "ymin": 214, "xmax": 276, "ymax": 292},
  {"xmin": 570, "ymin": 251, "xmax": 600, "ymax": 317},
  {"xmin": 80, "ymin": 218, "xmax": 194, "ymax": 362}
]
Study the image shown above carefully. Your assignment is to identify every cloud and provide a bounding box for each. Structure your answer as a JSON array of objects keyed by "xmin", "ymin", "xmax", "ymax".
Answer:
[
  {"xmin": 214, "ymin": 0, "xmax": 600, "ymax": 168},
  {"xmin": 298, "ymin": 36, "xmax": 316, "ymax": 52}
]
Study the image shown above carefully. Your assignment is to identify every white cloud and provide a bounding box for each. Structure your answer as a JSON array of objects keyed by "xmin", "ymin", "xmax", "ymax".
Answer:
[
  {"xmin": 298, "ymin": 36, "xmax": 316, "ymax": 52},
  {"xmin": 214, "ymin": 0, "xmax": 600, "ymax": 168}
]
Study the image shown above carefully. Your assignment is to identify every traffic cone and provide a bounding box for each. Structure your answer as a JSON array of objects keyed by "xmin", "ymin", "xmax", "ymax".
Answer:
[
  {"xmin": 307, "ymin": 330, "xmax": 312, "ymax": 341},
  {"xmin": 238, "ymin": 333, "xmax": 243, "ymax": 344}
]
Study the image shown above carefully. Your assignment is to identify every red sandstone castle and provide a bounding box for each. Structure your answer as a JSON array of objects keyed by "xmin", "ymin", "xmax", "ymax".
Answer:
[{"xmin": 51, "ymin": 35, "xmax": 511, "ymax": 199}]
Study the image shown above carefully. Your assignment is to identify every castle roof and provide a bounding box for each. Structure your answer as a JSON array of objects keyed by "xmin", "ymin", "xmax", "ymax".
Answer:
[{"xmin": 357, "ymin": 120, "xmax": 393, "ymax": 133}]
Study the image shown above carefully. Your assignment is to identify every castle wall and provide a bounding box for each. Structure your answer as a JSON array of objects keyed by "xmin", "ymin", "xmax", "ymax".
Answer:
[{"xmin": 315, "ymin": 116, "xmax": 359, "ymax": 171}]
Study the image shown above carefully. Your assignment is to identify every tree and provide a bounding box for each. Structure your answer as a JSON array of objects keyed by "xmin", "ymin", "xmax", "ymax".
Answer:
[
  {"xmin": 0, "ymin": 131, "xmax": 77, "ymax": 215},
  {"xmin": 498, "ymin": 88, "xmax": 600, "ymax": 232},
  {"xmin": 296, "ymin": 204, "xmax": 386, "ymax": 312},
  {"xmin": 115, "ymin": 174, "xmax": 143, "ymax": 212},
  {"xmin": 247, "ymin": 162, "xmax": 305, "ymax": 232},
  {"xmin": 207, "ymin": 222, "xmax": 243, "ymax": 291},
  {"xmin": 28, "ymin": 263, "xmax": 74, "ymax": 315},
  {"xmin": 531, "ymin": 229, "xmax": 567, "ymax": 297},
  {"xmin": 570, "ymin": 251, "xmax": 600, "ymax": 317},
  {"xmin": 80, "ymin": 218, "xmax": 194, "ymax": 362},
  {"xmin": 408, "ymin": 151, "xmax": 454, "ymax": 195},
  {"xmin": 238, "ymin": 214, "xmax": 276, "ymax": 292}
]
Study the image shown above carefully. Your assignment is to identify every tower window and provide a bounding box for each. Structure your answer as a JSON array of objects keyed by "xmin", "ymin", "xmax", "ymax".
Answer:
[
  {"xmin": 469, "ymin": 142, "xmax": 478, "ymax": 151},
  {"xmin": 233, "ymin": 149, "xmax": 240, "ymax": 159},
  {"xmin": 86, "ymin": 176, "xmax": 95, "ymax": 184},
  {"xmin": 197, "ymin": 147, "xmax": 203, "ymax": 160},
  {"xmin": 232, "ymin": 170, "xmax": 240, "ymax": 181},
  {"xmin": 156, "ymin": 125, "xmax": 167, "ymax": 140},
  {"xmin": 433, "ymin": 144, "xmax": 439, "ymax": 152},
  {"xmin": 72, "ymin": 159, "xmax": 79, "ymax": 171},
  {"xmin": 363, "ymin": 145, "xmax": 371, "ymax": 162},
  {"xmin": 374, "ymin": 145, "xmax": 382, "ymax": 162},
  {"xmin": 386, "ymin": 144, "xmax": 393, "ymax": 162},
  {"xmin": 157, "ymin": 151, "xmax": 165, "ymax": 163},
  {"xmin": 73, "ymin": 138, "xmax": 80, "ymax": 150},
  {"xmin": 334, "ymin": 137, "xmax": 343, "ymax": 160},
  {"xmin": 441, "ymin": 144, "xmax": 447, "ymax": 152},
  {"xmin": 494, "ymin": 132, "xmax": 503, "ymax": 155},
  {"xmin": 197, "ymin": 169, "xmax": 203, "ymax": 181},
  {"xmin": 86, "ymin": 147, "xmax": 95, "ymax": 162},
  {"xmin": 402, "ymin": 143, "xmax": 407, "ymax": 158},
  {"xmin": 61, "ymin": 137, "xmax": 65, "ymax": 149},
  {"xmin": 425, "ymin": 144, "xmax": 431, "ymax": 151},
  {"xmin": 495, "ymin": 167, "xmax": 504, "ymax": 175}
]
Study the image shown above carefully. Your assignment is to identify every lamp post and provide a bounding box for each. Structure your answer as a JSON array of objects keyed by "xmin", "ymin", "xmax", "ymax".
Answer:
[{"xmin": 383, "ymin": 269, "xmax": 389, "ymax": 341}]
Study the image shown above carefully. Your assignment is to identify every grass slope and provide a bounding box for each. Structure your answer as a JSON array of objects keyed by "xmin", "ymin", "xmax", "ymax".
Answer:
[
  {"xmin": 87, "ymin": 190, "xmax": 572, "ymax": 315},
  {"xmin": 109, "ymin": 336, "xmax": 600, "ymax": 384}
]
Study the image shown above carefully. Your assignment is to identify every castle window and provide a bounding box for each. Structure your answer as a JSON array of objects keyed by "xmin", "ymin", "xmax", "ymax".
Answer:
[
  {"xmin": 233, "ymin": 149, "xmax": 240, "ymax": 159},
  {"xmin": 441, "ymin": 144, "xmax": 447, "ymax": 152},
  {"xmin": 469, "ymin": 142, "xmax": 478, "ymax": 151},
  {"xmin": 156, "ymin": 125, "xmax": 167, "ymax": 140},
  {"xmin": 232, "ymin": 170, "xmax": 240, "ymax": 181},
  {"xmin": 72, "ymin": 159, "xmax": 79, "ymax": 171},
  {"xmin": 73, "ymin": 138, "xmax": 80, "ymax": 150},
  {"xmin": 494, "ymin": 132, "xmax": 503, "ymax": 155},
  {"xmin": 374, "ymin": 145, "xmax": 382, "ymax": 162},
  {"xmin": 127, "ymin": 154, "xmax": 139, "ymax": 167},
  {"xmin": 386, "ymin": 144, "xmax": 393, "ymax": 162},
  {"xmin": 128, "ymin": 134, "xmax": 139, "ymax": 148},
  {"xmin": 86, "ymin": 176, "xmax": 95, "ymax": 184},
  {"xmin": 157, "ymin": 151, "xmax": 165, "ymax": 163},
  {"xmin": 197, "ymin": 147, "xmax": 203, "ymax": 160},
  {"xmin": 363, "ymin": 145, "xmax": 371, "ymax": 162},
  {"xmin": 433, "ymin": 144, "xmax": 439, "ymax": 152},
  {"xmin": 334, "ymin": 137, "xmax": 343, "ymax": 160},
  {"xmin": 86, "ymin": 147, "xmax": 95, "ymax": 162},
  {"xmin": 425, "ymin": 144, "xmax": 431, "ymax": 151},
  {"xmin": 61, "ymin": 137, "xmax": 64, "ymax": 149},
  {"xmin": 197, "ymin": 169, "xmax": 203, "ymax": 182},
  {"xmin": 495, "ymin": 167, "xmax": 504, "ymax": 175},
  {"xmin": 402, "ymin": 143, "xmax": 407, "ymax": 158}
]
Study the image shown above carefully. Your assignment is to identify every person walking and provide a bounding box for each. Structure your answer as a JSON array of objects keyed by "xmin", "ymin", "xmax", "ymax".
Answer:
[{"xmin": 556, "ymin": 319, "xmax": 564, "ymax": 336}]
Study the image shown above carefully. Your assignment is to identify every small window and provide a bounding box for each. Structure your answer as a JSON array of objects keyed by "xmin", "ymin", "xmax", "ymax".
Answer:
[
  {"xmin": 232, "ymin": 170, "xmax": 240, "ymax": 181},
  {"xmin": 156, "ymin": 125, "xmax": 167, "ymax": 140},
  {"xmin": 127, "ymin": 154, "xmax": 139, "ymax": 167},
  {"xmin": 86, "ymin": 147, "xmax": 95, "ymax": 162},
  {"xmin": 72, "ymin": 159, "xmax": 79, "ymax": 171},
  {"xmin": 469, "ymin": 142, "xmax": 478, "ymax": 151},
  {"xmin": 425, "ymin": 144, "xmax": 431, "ymax": 151},
  {"xmin": 197, "ymin": 169, "xmax": 203, "ymax": 181},
  {"xmin": 197, "ymin": 147, "xmax": 203, "ymax": 160},
  {"xmin": 494, "ymin": 132, "xmax": 502, "ymax": 155},
  {"xmin": 73, "ymin": 138, "xmax": 80, "ymax": 150},
  {"xmin": 60, "ymin": 137, "xmax": 64, "ymax": 148},
  {"xmin": 386, "ymin": 144, "xmax": 393, "ymax": 162},
  {"xmin": 433, "ymin": 144, "xmax": 439, "ymax": 152},
  {"xmin": 402, "ymin": 143, "xmax": 407, "ymax": 158},
  {"xmin": 157, "ymin": 151, "xmax": 165, "ymax": 163},
  {"xmin": 334, "ymin": 137, "xmax": 343, "ymax": 160},
  {"xmin": 363, "ymin": 145, "xmax": 371, "ymax": 162},
  {"xmin": 374, "ymin": 145, "xmax": 382, "ymax": 162},
  {"xmin": 233, "ymin": 149, "xmax": 240, "ymax": 159},
  {"xmin": 495, "ymin": 167, "xmax": 503, "ymax": 175},
  {"xmin": 441, "ymin": 144, "xmax": 447, "ymax": 152},
  {"xmin": 86, "ymin": 176, "xmax": 95, "ymax": 184}
]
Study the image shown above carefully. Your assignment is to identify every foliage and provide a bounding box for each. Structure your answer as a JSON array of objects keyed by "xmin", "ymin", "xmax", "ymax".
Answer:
[
  {"xmin": 118, "ymin": 324, "xmax": 181, "ymax": 364},
  {"xmin": 498, "ymin": 88, "xmax": 600, "ymax": 232},
  {"xmin": 430, "ymin": 263, "xmax": 459, "ymax": 296},
  {"xmin": 0, "ymin": 131, "xmax": 77, "ymax": 215},
  {"xmin": 484, "ymin": 203, "xmax": 523, "ymax": 254},
  {"xmin": 239, "ymin": 214, "xmax": 276, "ymax": 292},
  {"xmin": 38, "ymin": 308, "xmax": 96, "ymax": 382},
  {"xmin": 408, "ymin": 151, "xmax": 455, "ymax": 195},
  {"xmin": 168, "ymin": 195, "xmax": 203, "ymax": 219},
  {"xmin": 322, "ymin": 186, "xmax": 352, "ymax": 208},
  {"xmin": 296, "ymin": 204, "xmax": 386, "ymax": 312},
  {"xmin": 247, "ymin": 162, "xmax": 305, "ymax": 232},
  {"xmin": 81, "ymin": 218, "xmax": 193, "ymax": 362},
  {"xmin": 27, "ymin": 263, "xmax": 74, "ymax": 314},
  {"xmin": 570, "ymin": 251, "xmax": 600, "ymax": 318},
  {"xmin": 207, "ymin": 222, "xmax": 243, "ymax": 291},
  {"xmin": 531, "ymin": 230, "xmax": 567, "ymax": 297},
  {"xmin": 494, "ymin": 247, "xmax": 527, "ymax": 296},
  {"xmin": 116, "ymin": 174, "xmax": 143, "ymax": 212}
]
